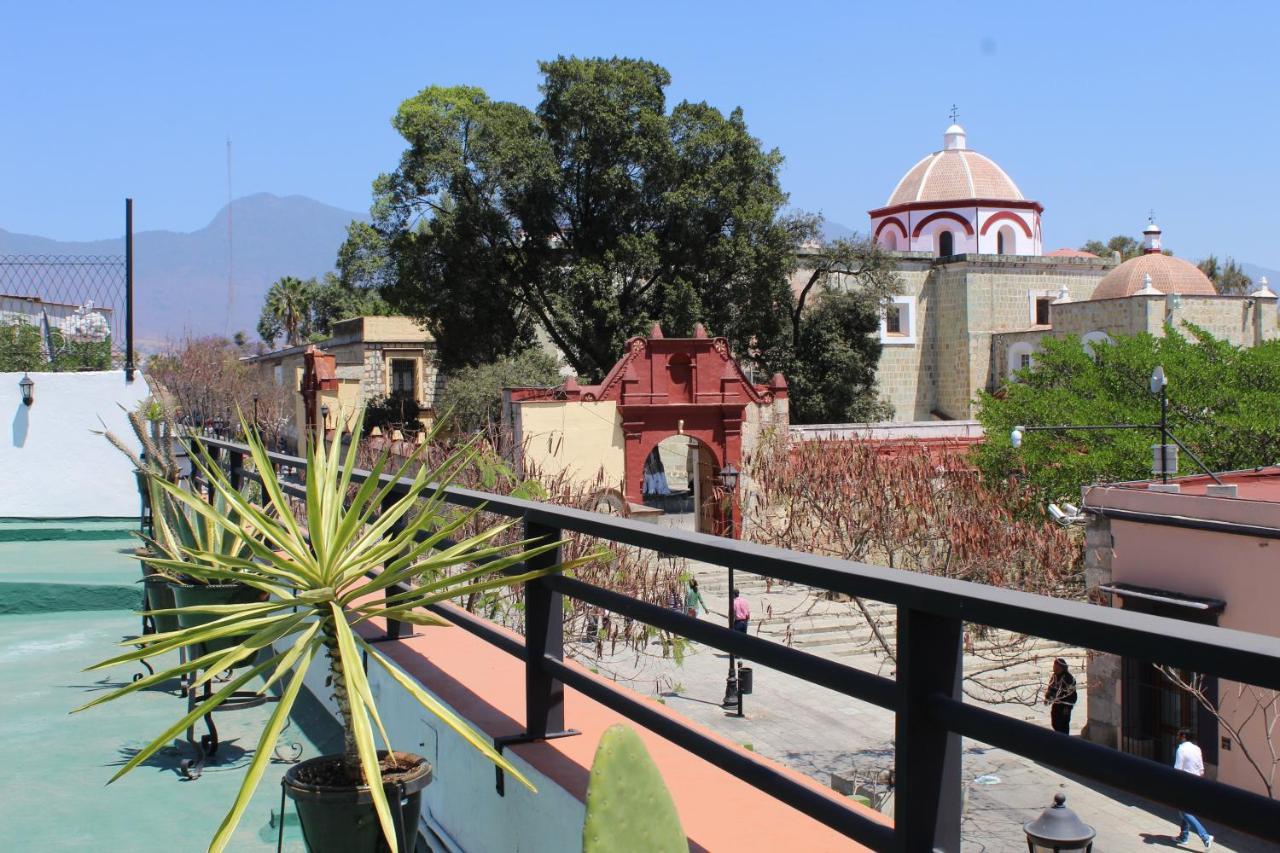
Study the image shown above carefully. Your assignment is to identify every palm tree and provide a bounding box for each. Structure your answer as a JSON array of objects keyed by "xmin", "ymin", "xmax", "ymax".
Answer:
[{"xmin": 258, "ymin": 276, "xmax": 314, "ymax": 346}]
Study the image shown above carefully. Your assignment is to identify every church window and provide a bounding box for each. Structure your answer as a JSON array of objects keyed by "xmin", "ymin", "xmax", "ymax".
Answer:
[
  {"xmin": 938, "ymin": 230, "xmax": 954, "ymax": 257},
  {"xmin": 997, "ymin": 225, "xmax": 1016, "ymax": 255},
  {"xmin": 880, "ymin": 296, "xmax": 917, "ymax": 345},
  {"xmin": 1035, "ymin": 297, "xmax": 1053, "ymax": 326},
  {"xmin": 1020, "ymin": 353, "xmax": 1032, "ymax": 369},
  {"xmin": 883, "ymin": 230, "xmax": 898, "ymax": 251},
  {"xmin": 885, "ymin": 305, "xmax": 903, "ymax": 335},
  {"xmin": 1007, "ymin": 343, "xmax": 1036, "ymax": 379}
]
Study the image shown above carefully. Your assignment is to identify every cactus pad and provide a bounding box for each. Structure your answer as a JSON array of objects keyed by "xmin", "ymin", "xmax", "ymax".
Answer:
[{"xmin": 582, "ymin": 724, "xmax": 687, "ymax": 852}]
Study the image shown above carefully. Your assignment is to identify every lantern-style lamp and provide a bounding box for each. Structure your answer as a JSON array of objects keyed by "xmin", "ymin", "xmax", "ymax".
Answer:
[
  {"xmin": 718, "ymin": 463, "xmax": 739, "ymax": 492},
  {"xmin": 1024, "ymin": 793, "xmax": 1095, "ymax": 852},
  {"xmin": 18, "ymin": 373, "xmax": 34, "ymax": 407}
]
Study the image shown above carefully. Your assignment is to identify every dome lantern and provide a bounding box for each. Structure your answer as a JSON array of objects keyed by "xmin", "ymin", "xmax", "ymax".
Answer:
[
  {"xmin": 943, "ymin": 123, "xmax": 967, "ymax": 151},
  {"xmin": 1143, "ymin": 218, "xmax": 1163, "ymax": 254}
]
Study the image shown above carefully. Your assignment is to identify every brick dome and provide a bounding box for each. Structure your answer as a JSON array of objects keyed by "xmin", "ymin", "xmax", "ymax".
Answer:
[
  {"xmin": 1091, "ymin": 252, "xmax": 1217, "ymax": 300},
  {"xmin": 886, "ymin": 124, "xmax": 1024, "ymax": 205}
]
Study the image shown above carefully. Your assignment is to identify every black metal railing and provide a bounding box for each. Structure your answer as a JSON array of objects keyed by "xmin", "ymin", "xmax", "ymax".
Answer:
[{"xmin": 194, "ymin": 437, "xmax": 1280, "ymax": 850}]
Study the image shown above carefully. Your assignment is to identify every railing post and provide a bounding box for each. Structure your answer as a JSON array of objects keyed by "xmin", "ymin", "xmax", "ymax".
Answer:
[
  {"xmin": 380, "ymin": 491, "xmax": 409, "ymax": 641},
  {"xmin": 894, "ymin": 606, "xmax": 963, "ymax": 852},
  {"xmin": 523, "ymin": 518, "xmax": 565, "ymax": 738},
  {"xmin": 228, "ymin": 449, "xmax": 244, "ymax": 494}
]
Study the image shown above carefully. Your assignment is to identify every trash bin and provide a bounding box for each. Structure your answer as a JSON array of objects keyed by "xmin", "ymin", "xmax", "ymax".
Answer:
[{"xmin": 738, "ymin": 666, "xmax": 753, "ymax": 695}]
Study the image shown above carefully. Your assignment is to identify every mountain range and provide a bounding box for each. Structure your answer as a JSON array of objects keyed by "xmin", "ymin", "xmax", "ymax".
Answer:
[
  {"xmin": 3, "ymin": 197, "xmax": 1276, "ymax": 351},
  {"xmin": 0, "ymin": 193, "xmax": 364, "ymax": 349}
]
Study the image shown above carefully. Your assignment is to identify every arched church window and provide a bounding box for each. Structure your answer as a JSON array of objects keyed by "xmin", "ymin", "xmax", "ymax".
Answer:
[
  {"xmin": 997, "ymin": 225, "xmax": 1017, "ymax": 255},
  {"xmin": 883, "ymin": 230, "xmax": 898, "ymax": 251},
  {"xmin": 938, "ymin": 230, "xmax": 954, "ymax": 257}
]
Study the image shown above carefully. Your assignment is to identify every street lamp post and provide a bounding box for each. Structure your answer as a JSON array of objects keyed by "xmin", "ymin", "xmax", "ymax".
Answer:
[
  {"xmin": 1023, "ymin": 793, "xmax": 1095, "ymax": 852},
  {"xmin": 1010, "ymin": 366, "xmax": 1222, "ymax": 486},
  {"xmin": 252, "ymin": 392, "xmax": 260, "ymax": 433},
  {"xmin": 718, "ymin": 463, "xmax": 742, "ymax": 716}
]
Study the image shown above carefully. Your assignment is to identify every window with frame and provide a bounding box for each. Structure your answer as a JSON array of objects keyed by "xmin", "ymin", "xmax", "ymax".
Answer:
[
  {"xmin": 390, "ymin": 359, "xmax": 417, "ymax": 397},
  {"xmin": 1035, "ymin": 297, "xmax": 1053, "ymax": 326},
  {"xmin": 885, "ymin": 305, "xmax": 903, "ymax": 335},
  {"xmin": 1019, "ymin": 352, "xmax": 1032, "ymax": 369}
]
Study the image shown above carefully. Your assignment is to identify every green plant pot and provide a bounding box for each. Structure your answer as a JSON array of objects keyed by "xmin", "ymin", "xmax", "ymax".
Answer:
[
  {"xmin": 142, "ymin": 575, "xmax": 182, "ymax": 634},
  {"xmin": 171, "ymin": 582, "xmax": 266, "ymax": 663},
  {"xmin": 284, "ymin": 752, "xmax": 432, "ymax": 853}
]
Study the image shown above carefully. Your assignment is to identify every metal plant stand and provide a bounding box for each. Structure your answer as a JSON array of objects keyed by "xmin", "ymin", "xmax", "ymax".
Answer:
[{"xmin": 178, "ymin": 652, "xmax": 274, "ymax": 780}]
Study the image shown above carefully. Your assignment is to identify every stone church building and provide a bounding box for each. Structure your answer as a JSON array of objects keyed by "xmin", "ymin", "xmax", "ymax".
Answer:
[{"xmin": 815, "ymin": 122, "xmax": 1277, "ymax": 422}]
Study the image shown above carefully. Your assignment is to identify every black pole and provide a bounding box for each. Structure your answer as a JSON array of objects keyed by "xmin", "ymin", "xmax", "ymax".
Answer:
[
  {"xmin": 1160, "ymin": 381, "xmax": 1169, "ymax": 484},
  {"xmin": 125, "ymin": 198, "xmax": 135, "ymax": 382},
  {"xmin": 722, "ymin": 489, "xmax": 740, "ymax": 713}
]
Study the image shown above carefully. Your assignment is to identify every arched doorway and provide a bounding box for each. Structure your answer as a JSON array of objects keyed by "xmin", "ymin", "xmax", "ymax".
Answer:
[{"xmin": 641, "ymin": 435, "xmax": 721, "ymax": 534}]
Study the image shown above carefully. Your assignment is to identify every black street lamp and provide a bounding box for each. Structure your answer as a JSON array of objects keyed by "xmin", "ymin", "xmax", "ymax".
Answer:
[
  {"xmin": 718, "ymin": 463, "xmax": 743, "ymax": 715},
  {"xmin": 1010, "ymin": 366, "xmax": 1222, "ymax": 486},
  {"xmin": 18, "ymin": 373, "xmax": 34, "ymax": 407},
  {"xmin": 252, "ymin": 392, "xmax": 260, "ymax": 430},
  {"xmin": 1023, "ymin": 793, "xmax": 1095, "ymax": 852}
]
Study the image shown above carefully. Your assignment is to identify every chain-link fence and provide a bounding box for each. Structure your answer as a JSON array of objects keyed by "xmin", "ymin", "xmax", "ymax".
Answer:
[{"xmin": 0, "ymin": 254, "xmax": 129, "ymax": 371}]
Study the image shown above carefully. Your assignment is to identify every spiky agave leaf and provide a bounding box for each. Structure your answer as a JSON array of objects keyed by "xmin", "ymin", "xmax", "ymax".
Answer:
[{"xmin": 80, "ymin": 407, "xmax": 600, "ymax": 852}]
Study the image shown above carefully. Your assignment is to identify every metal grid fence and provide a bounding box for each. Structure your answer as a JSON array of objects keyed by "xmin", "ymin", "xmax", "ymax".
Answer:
[{"xmin": 0, "ymin": 254, "xmax": 127, "ymax": 369}]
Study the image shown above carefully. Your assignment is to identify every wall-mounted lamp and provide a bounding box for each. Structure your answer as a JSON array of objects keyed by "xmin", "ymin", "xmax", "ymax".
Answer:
[
  {"xmin": 18, "ymin": 373, "xmax": 34, "ymax": 407},
  {"xmin": 320, "ymin": 403, "xmax": 331, "ymax": 428}
]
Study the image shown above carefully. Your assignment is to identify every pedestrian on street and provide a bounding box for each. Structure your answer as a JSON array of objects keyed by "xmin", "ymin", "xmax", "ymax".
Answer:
[
  {"xmin": 1043, "ymin": 657, "xmax": 1077, "ymax": 734},
  {"xmin": 1173, "ymin": 729, "xmax": 1213, "ymax": 849},
  {"xmin": 731, "ymin": 588, "xmax": 750, "ymax": 633},
  {"xmin": 684, "ymin": 578, "xmax": 708, "ymax": 618}
]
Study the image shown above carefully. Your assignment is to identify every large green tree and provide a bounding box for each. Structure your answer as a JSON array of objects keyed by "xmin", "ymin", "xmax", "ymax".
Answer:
[
  {"xmin": 359, "ymin": 57, "xmax": 891, "ymax": 422},
  {"xmin": 976, "ymin": 327, "xmax": 1280, "ymax": 503}
]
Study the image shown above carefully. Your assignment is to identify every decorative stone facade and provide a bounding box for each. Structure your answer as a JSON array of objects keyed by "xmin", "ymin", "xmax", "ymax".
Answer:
[{"xmin": 804, "ymin": 252, "xmax": 1113, "ymax": 421}]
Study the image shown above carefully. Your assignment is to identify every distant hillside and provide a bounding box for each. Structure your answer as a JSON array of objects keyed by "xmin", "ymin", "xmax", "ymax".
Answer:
[{"xmin": 0, "ymin": 193, "xmax": 365, "ymax": 347}]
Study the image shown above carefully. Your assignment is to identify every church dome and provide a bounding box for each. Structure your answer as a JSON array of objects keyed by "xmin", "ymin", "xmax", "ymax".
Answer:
[
  {"xmin": 1091, "ymin": 252, "xmax": 1216, "ymax": 300},
  {"xmin": 885, "ymin": 123, "xmax": 1024, "ymax": 206}
]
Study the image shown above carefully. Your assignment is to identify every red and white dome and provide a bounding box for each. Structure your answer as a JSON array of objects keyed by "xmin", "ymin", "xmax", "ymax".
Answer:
[{"xmin": 870, "ymin": 123, "xmax": 1042, "ymax": 257}]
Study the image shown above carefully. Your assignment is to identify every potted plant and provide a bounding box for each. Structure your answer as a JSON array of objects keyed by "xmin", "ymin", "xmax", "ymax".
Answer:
[
  {"xmin": 147, "ymin": 482, "xmax": 265, "ymax": 651},
  {"xmin": 77, "ymin": 413, "xmax": 596, "ymax": 852}
]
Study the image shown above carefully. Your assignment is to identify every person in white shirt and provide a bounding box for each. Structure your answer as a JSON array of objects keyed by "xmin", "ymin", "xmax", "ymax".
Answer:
[{"xmin": 1173, "ymin": 728, "xmax": 1213, "ymax": 849}]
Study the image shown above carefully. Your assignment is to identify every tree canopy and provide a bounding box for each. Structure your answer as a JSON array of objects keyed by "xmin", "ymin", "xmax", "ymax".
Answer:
[
  {"xmin": 355, "ymin": 56, "xmax": 897, "ymax": 423},
  {"xmin": 436, "ymin": 347, "xmax": 562, "ymax": 434},
  {"xmin": 257, "ymin": 273, "xmax": 391, "ymax": 347},
  {"xmin": 1196, "ymin": 254, "xmax": 1253, "ymax": 295},
  {"xmin": 975, "ymin": 327, "xmax": 1280, "ymax": 503}
]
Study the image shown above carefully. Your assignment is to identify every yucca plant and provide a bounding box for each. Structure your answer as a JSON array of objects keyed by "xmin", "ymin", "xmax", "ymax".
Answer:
[{"xmin": 77, "ymin": 412, "xmax": 596, "ymax": 852}]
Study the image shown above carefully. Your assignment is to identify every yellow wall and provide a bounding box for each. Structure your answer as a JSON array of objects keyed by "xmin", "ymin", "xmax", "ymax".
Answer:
[{"xmin": 514, "ymin": 401, "xmax": 625, "ymax": 488}]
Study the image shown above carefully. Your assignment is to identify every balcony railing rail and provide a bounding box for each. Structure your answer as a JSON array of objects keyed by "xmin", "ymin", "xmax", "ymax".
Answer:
[{"xmin": 193, "ymin": 436, "xmax": 1280, "ymax": 850}]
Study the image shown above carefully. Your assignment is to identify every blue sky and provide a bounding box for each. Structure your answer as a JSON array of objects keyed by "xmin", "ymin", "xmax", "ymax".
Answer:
[{"xmin": 4, "ymin": 1, "xmax": 1278, "ymax": 267}]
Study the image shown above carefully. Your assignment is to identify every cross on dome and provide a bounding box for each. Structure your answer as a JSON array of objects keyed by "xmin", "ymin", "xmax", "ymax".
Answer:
[{"xmin": 949, "ymin": 104, "xmax": 959, "ymax": 123}]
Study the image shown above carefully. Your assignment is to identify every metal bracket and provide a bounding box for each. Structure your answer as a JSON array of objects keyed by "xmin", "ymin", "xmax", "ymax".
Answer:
[{"xmin": 493, "ymin": 729, "xmax": 581, "ymax": 796}]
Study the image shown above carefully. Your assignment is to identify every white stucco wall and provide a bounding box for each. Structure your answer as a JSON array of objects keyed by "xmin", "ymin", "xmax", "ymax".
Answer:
[{"xmin": 0, "ymin": 371, "xmax": 151, "ymax": 517}]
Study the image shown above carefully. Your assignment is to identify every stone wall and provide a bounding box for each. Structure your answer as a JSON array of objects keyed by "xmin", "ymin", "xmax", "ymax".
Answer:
[{"xmin": 1083, "ymin": 515, "xmax": 1121, "ymax": 749}]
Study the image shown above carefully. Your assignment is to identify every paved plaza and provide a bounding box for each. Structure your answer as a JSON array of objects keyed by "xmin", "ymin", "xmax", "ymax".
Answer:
[{"xmin": 568, "ymin": 560, "xmax": 1275, "ymax": 852}]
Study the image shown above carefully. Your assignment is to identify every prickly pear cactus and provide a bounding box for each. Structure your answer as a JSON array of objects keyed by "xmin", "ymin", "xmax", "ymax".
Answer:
[{"xmin": 582, "ymin": 724, "xmax": 687, "ymax": 853}]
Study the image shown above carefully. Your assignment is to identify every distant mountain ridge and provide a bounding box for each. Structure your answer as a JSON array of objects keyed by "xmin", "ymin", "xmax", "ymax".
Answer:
[
  {"xmin": 0, "ymin": 193, "xmax": 366, "ymax": 347},
  {"xmin": 5, "ymin": 201, "xmax": 1275, "ymax": 350}
]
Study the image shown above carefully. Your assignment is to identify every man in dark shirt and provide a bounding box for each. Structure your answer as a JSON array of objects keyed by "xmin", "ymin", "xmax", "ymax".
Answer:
[{"xmin": 1044, "ymin": 657, "xmax": 1078, "ymax": 734}]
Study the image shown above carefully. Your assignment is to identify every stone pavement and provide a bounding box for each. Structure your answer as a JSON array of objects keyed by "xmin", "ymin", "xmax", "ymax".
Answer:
[{"xmin": 568, "ymin": 562, "xmax": 1277, "ymax": 852}]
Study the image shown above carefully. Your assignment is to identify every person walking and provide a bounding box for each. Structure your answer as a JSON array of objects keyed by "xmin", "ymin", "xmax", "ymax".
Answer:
[
  {"xmin": 1043, "ymin": 658, "xmax": 1078, "ymax": 734},
  {"xmin": 684, "ymin": 578, "xmax": 708, "ymax": 619},
  {"xmin": 731, "ymin": 588, "xmax": 750, "ymax": 633},
  {"xmin": 1173, "ymin": 729, "xmax": 1213, "ymax": 848}
]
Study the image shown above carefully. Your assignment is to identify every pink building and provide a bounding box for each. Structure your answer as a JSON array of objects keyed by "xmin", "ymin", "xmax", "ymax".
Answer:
[{"xmin": 1083, "ymin": 468, "xmax": 1280, "ymax": 797}]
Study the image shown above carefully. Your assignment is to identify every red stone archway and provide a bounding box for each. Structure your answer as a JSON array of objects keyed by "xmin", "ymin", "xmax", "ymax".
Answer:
[{"xmin": 514, "ymin": 324, "xmax": 787, "ymax": 536}]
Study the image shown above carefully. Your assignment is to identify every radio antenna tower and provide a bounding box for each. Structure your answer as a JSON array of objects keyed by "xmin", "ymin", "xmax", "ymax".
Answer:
[{"xmin": 225, "ymin": 136, "xmax": 235, "ymax": 333}]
